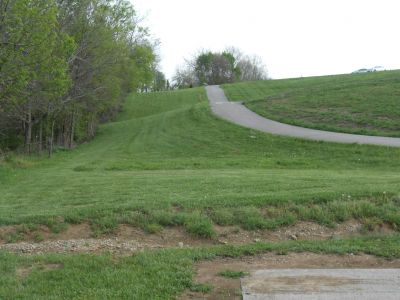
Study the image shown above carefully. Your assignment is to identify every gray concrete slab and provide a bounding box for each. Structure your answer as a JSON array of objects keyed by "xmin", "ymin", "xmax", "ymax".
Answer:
[
  {"xmin": 206, "ymin": 85, "xmax": 400, "ymax": 147},
  {"xmin": 241, "ymin": 269, "xmax": 400, "ymax": 300}
]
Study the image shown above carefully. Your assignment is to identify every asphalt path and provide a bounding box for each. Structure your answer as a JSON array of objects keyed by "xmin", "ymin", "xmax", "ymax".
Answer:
[{"xmin": 206, "ymin": 85, "xmax": 400, "ymax": 147}]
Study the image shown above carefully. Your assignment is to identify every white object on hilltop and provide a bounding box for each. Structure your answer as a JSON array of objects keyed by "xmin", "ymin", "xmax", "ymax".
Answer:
[{"xmin": 352, "ymin": 66, "xmax": 385, "ymax": 73}]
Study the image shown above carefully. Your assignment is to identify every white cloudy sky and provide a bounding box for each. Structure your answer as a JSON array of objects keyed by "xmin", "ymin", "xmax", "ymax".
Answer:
[{"xmin": 131, "ymin": 0, "xmax": 400, "ymax": 80}]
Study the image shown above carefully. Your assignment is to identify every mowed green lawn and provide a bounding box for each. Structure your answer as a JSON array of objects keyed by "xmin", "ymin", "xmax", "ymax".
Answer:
[
  {"xmin": 1, "ymin": 86, "xmax": 400, "ymax": 299},
  {"xmin": 0, "ymin": 87, "xmax": 399, "ymax": 234},
  {"xmin": 223, "ymin": 70, "xmax": 400, "ymax": 137},
  {"xmin": 2, "ymin": 237, "xmax": 400, "ymax": 299}
]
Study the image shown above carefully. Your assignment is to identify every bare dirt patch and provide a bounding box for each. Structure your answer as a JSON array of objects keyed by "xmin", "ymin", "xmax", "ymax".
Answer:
[
  {"xmin": 215, "ymin": 220, "xmax": 392, "ymax": 245},
  {"xmin": 181, "ymin": 253, "xmax": 400, "ymax": 300},
  {"xmin": 0, "ymin": 220, "xmax": 395, "ymax": 254},
  {"xmin": 0, "ymin": 226, "xmax": 217, "ymax": 254},
  {"xmin": 0, "ymin": 223, "xmax": 93, "ymax": 244},
  {"xmin": 116, "ymin": 225, "xmax": 216, "ymax": 248},
  {"xmin": 0, "ymin": 226, "xmax": 16, "ymax": 238},
  {"xmin": 58, "ymin": 223, "xmax": 92, "ymax": 240}
]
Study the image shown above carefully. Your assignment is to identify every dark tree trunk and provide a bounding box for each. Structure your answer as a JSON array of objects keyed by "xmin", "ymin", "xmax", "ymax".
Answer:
[
  {"xmin": 38, "ymin": 119, "xmax": 43, "ymax": 153},
  {"xmin": 24, "ymin": 109, "xmax": 32, "ymax": 154},
  {"xmin": 69, "ymin": 110, "xmax": 75, "ymax": 149},
  {"xmin": 87, "ymin": 114, "xmax": 96, "ymax": 138},
  {"xmin": 48, "ymin": 120, "xmax": 55, "ymax": 158}
]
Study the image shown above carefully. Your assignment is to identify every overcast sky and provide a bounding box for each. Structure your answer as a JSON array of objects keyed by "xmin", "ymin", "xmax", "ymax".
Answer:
[{"xmin": 131, "ymin": 0, "xmax": 400, "ymax": 80}]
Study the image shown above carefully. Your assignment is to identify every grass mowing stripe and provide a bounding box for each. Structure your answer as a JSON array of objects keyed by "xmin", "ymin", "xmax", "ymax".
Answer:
[{"xmin": 1, "ymin": 87, "xmax": 400, "ymax": 235}]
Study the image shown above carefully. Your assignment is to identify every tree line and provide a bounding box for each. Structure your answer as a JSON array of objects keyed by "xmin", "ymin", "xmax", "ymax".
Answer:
[
  {"xmin": 172, "ymin": 47, "xmax": 268, "ymax": 88},
  {"xmin": 0, "ymin": 0, "xmax": 163, "ymax": 155}
]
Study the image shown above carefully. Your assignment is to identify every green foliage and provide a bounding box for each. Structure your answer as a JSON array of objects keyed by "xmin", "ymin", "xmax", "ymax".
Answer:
[
  {"xmin": 0, "ymin": 0, "xmax": 158, "ymax": 153},
  {"xmin": 33, "ymin": 233, "xmax": 45, "ymax": 243},
  {"xmin": 184, "ymin": 214, "xmax": 215, "ymax": 239},
  {"xmin": 190, "ymin": 283, "xmax": 214, "ymax": 293},
  {"xmin": 195, "ymin": 51, "xmax": 214, "ymax": 84},
  {"xmin": 211, "ymin": 209, "xmax": 235, "ymax": 226},
  {"xmin": 153, "ymin": 71, "xmax": 168, "ymax": 92},
  {"xmin": 234, "ymin": 207, "xmax": 267, "ymax": 230},
  {"xmin": 174, "ymin": 48, "xmax": 265, "ymax": 88},
  {"xmin": 218, "ymin": 270, "xmax": 249, "ymax": 278},
  {"xmin": 144, "ymin": 223, "xmax": 163, "ymax": 234},
  {"xmin": 0, "ymin": 0, "xmax": 73, "ymax": 152},
  {"xmin": 194, "ymin": 51, "xmax": 240, "ymax": 85},
  {"xmin": 42, "ymin": 218, "xmax": 68, "ymax": 234},
  {"xmin": 91, "ymin": 216, "xmax": 119, "ymax": 237}
]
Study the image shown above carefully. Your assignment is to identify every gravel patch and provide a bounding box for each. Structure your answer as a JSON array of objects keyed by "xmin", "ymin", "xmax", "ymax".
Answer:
[{"xmin": 0, "ymin": 238, "xmax": 164, "ymax": 254}]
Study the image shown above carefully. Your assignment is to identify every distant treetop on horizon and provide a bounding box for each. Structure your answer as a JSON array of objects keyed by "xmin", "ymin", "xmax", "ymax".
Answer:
[{"xmin": 172, "ymin": 48, "xmax": 268, "ymax": 89}]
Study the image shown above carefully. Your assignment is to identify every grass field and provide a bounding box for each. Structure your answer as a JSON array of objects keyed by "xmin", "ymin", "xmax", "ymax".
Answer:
[
  {"xmin": 1, "ymin": 88, "xmax": 400, "ymax": 233},
  {"xmin": 1, "ymin": 85, "xmax": 400, "ymax": 298},
  {"xmin": 223, "ymin": 70, "xmax": 400, "ymax": 137},
  {"xmin": 2, "ymin": 236, "xmax": 400, "ymax": 299}
]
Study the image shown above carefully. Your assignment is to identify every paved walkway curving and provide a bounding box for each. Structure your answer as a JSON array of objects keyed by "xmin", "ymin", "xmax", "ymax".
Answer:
[{"xmin": 206, "ymin": 85, "xmax": 400, "ymax": 147}]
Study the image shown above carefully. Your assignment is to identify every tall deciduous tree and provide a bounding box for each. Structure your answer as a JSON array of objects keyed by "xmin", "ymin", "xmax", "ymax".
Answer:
[
  {"xmin": 173, "ymin": 48, "xmax": 268, "ymax": 88},
  {"xmin": 0, "ymin": 0, "xmax": 73, "ymax": 152},
  {"xmin": 0, "ymin": 0, "xmax": 158, "ymax": 153},
  {"xmin": 153, "ymin": 70, "xmax": 167, "ymax": 92}
]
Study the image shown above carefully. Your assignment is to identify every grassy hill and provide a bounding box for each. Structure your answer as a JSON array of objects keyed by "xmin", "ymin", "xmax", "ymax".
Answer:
[
  {"xmin": 1, "ymin": 85, "xmax": 400, "ymax": 298},
  {"xmin": 223, "ymin": 70, "xmax": 400, "ymax": 137},
  {"xmin": 1, "ymin": 88, "xmax": 400, "ymax": 229}
]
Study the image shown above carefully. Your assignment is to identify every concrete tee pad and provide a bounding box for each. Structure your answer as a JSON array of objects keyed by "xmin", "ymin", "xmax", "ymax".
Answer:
[{"xmin": 241, "ymin": 269, "xmax": 400, "ymax": 300}]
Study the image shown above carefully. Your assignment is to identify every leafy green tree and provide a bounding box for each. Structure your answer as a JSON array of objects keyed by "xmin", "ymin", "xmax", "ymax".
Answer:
[
  {"xmin": 174, "ymin": 48, "xmax": 261, "ymax": 88},
  {"xmin": 0, "ymin": 0, "xmax": 73, "ymax": 152},
  {"xmin": 209, "ymin": 52, "xmax": 241, "ymax": 84},
  {"xmin": 0, "ymin": 0, "xmax": 158, "ymax": 153},
  {"xmin": 153, "ymin": 70, "xmax": 167, "ymax": 91},
  {"xmin": 54, "ymin": 0, "xmax": 157, "ymax": 148},
  {"xmin": 195, "ymin": 52, "xmax": 214, "ymax": 85}
]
